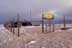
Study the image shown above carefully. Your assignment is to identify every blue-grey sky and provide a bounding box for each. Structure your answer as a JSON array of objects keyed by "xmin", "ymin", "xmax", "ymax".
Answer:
[{"xmin": 0, "ymin": 0, "xmax": 72, "ymax": 23}]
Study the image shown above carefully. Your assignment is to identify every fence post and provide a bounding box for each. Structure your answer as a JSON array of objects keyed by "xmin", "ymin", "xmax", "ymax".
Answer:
[
  {"xmin": 53, "ymin": 20, "xmax": 55, "ymax": 32},
  {"xmin": 17, "ymin": 13, "xmax": 20, "ymax": 37},
  {"xmin": 42, "ymin": 14, "xmax": 44, "ymax": 33},
  {"xmin": 63, "ymin": 16, "xmax": 66, "ymax": 29}
]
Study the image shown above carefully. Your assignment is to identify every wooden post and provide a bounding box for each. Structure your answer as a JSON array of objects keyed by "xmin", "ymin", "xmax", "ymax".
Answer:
[
  {"xmin": 17, "ymin": 13, "xmax": 20, "ymax": 37},
  {"xmin": 42, "ymin": 14, "xmax": 44, "ymax": 33},
  {"xmin": 45, "ymin": 23, "xmax": 47, "ymax": 33},
  {"xmin": 13, "ymin": 18, "xmax": 15, "ymax": 34},
  {"xmin": 12, "ymin": 21, "xmax": 15, "ymax": 34},
  {"xmin": 10, "ymin": 21, "xmax": 13, "ymax": 32},
  {"xmin": 53, "ymin": 20, "xmax": 55, "ymax": 32},
  {"xmin": 48, "ymin": 20, "xmax": 51, "ymax": 32},
  {"xmin": 63, "ymin": 16, "xmax": 66, "ymax": 29}
]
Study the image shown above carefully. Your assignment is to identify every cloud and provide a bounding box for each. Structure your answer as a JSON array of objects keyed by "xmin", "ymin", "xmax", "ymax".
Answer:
[{"xmin": 0, "ymin": 0, "xmax": 72, "ymax": 23}]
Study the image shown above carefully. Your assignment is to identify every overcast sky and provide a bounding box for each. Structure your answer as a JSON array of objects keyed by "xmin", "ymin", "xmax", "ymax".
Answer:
[{"xmin": 0, "ymin": 0, "xmax": 72, "ymax": 23}]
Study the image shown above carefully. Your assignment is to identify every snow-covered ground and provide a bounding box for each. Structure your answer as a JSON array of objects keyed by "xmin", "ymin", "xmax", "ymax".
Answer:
[
  {"xmin": 0, "ymin": 24, "xmax": 72, "ymax": 48},
  {"xmin": 0, "ymin": 25, "xmax": 14, "ymax": 47}
]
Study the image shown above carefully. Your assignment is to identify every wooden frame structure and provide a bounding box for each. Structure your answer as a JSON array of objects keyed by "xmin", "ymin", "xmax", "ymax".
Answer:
[{"xmin": 42, "ymin": 12, "xmax": 55, "ymax": 33}]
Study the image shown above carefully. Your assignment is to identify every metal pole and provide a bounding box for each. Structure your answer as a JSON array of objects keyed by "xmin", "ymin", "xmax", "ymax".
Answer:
[{"xmin": 29, "ymin": 8, "xmax": 32, "ymax": 26}]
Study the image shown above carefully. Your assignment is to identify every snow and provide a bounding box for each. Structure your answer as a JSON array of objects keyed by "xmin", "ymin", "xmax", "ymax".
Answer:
[
  {"xmin": 28, "ymin": 41, "xmax": 37, "ymax": 45},
  {"xmin": 55, "ymin": 30, "xmax": 62, "ymax": 32},
  {"xmin": 68, "ymin": 29, "xmax": 72, "ymax": 30},
  {"xmin": 25, "ymin": 26, "xmax": 35, "ymax": 28},
  {"xmin": 0, "ymin": 24, "xmax": 72, "ymax": 48},
  {"xmin": 0, "ymin": 24, "xmax": 14, "ymax": 45}
]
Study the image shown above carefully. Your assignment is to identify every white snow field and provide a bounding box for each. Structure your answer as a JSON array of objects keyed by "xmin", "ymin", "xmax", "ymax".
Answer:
[{"xmin": 0, "ymin": 24, "xmax": 72, "ymax": 48}]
